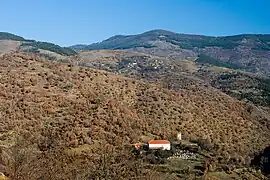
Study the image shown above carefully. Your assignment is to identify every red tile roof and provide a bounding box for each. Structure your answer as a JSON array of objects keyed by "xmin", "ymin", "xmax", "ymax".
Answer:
[
  {"xmin": 148, "ymin": 140, "xmax": 170, "ymax": 144},
  {"xmin": 132, "ymin": 143, "xmax": 141, "ymax": 148}
]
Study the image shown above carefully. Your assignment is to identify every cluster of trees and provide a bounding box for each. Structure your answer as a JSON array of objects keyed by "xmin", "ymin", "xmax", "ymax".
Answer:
[
  {"xmin": 217, "ymin": 73, "xmax": 240, "ymax": 80},
  {"xmin": 165, "ymin": 36, "xmax": 237, "ymax": 49},
  {"xmin": 144, "ymin": 149, "xmax": 173, "ymax": 164},
  {"xmin": 220, "ymin": 74, "xmax": 270, "ymax": 107},
  {"xmin": 196, "ymin": 54, "xmax": 245, "ymax": 70},
  {"xmin": 21, "ymin": 41, "xmax": 77, "ymax": 56},
  {"xmin": 256, "ymin": 77, "xmax": 270, "ymax": 106},
  {"xmin": 205, "ymin": 70, "xmax": 270, "ymax": 107},
  {"xmin": 164, "ymin": 33, "xmax": 270, "ymax": 50},
  {"xmin": 0, "ymin": 32, "xmax": 25, "ymax": 41},
  {"xmin": 86, "ymin": 41, "xmax": 155, "ymax": 50},
  {"xmin": 251, "ymin": 146, "xmax": 270, "ymax": 176}
]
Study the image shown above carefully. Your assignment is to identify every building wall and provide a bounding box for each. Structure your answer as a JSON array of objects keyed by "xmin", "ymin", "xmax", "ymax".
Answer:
[{"xmin": 148, "ymin": 144, "xmax": 171, "ymax": 150}]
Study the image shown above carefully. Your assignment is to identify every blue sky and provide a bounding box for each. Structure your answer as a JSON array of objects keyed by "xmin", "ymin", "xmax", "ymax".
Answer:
[{"xmin": 1, "ymin": 0, "xmax": 270, "ymax": 46}]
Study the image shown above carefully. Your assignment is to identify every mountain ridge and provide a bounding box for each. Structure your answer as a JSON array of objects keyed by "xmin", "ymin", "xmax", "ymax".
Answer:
[
  {"xmin": 70, "ymin": 29, "xmax": 270, "ymax": 49},
  {"xmin": 0, "ymin": 32, "xmax": 25, "ymax": 41},
  {"xmin": 0, "ymin": 32, "xmax": 77, "ymax": 56},
  {"xmin": 69, "ymin": 29, "xmax": 270, "ymax": 76}
]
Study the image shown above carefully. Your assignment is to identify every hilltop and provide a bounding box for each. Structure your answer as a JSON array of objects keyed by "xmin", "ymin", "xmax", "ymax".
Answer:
[
  {"xmin": 0, "ymin": 32, "xmax": 25, "ymax": 41},
  {"xmin": 0, "ymin": 52, "xmax": 269, "ymax": 179},
  {"xmin": 0, "ymin": 32, "xmax": 76, "ymax": 57},
  {"xmin": 70, "ymin": 29, "xmax": 270, "ymax": 76}
]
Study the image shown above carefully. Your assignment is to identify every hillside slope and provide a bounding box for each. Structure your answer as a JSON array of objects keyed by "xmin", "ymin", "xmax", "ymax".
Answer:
[
  {"xmin": 0, "ymin": 52, "xmax": 269, "ymax": 179},
  {"xmin": 70, "ymin": 29, "xmax": 270, "ymax": 75},
  {"xmin": 70, "ymin": 50, "xmax": 270, "ymax": 108},
  {"xmin": 195, "ymin": 67, "xmax": 270, "ymax": 107},
  {"xmin": 0, "ymin": 32, "xmax": 76, "ymax": 57},
  {"xmin": 0, "ymin": 40, "xmax": 21, "ymax": 54}
]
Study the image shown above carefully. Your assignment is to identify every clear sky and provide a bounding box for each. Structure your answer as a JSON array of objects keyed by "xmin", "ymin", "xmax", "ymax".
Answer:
[{"xmin": 1, "ymin": 0, "xmax": 270, "ymax": 46}]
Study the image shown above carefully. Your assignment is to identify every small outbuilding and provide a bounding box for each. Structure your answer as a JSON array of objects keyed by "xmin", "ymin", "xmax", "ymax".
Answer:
[
  {"xmin": 147, "ymin": 140, "xmax": 171, "ymax": 150},
  {"xmin": 132, "ymin": 143, "xmax": 141, "ymax": 150}
]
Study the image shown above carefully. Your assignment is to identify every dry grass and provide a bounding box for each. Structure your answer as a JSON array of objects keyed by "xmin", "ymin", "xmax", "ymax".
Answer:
[
  {"xmin": 0, "ymin": 40, "xmax": 21, "ymax": 54},
  {"xmin": 0, "ymin": 52, "xmax": 269, "ymax": 179}
]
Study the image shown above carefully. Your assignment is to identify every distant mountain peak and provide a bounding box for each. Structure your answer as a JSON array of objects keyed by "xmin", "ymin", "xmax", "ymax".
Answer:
[
  {"xmin": 70, "ymin": 29, "xmax": 270, "ymax": 51},
  {"xmin": 141, "ymin": 29, "xmax": 176, "ymax": 35},
  {"xmin": 69, "ymin": 29, "xmax": 270, "ymax": 76}
]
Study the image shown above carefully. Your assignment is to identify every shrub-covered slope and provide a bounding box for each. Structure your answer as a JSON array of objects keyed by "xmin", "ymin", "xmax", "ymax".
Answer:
[
  {"xmin": 0, "ymin": 53, "xmax": 269, "ymax": 179},
  {"xmin": 0, "ymin": 32, "xmax": 76, "ymax": 57}
]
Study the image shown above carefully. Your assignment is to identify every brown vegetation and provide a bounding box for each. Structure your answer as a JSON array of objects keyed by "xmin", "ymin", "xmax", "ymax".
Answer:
[
  {"xmin": 0, "ymin": 52, "xmax": 269, "ymax": 179},
  {"xmin": 0, "ymin": 40, "xmax": 21, "ymax": 54}
]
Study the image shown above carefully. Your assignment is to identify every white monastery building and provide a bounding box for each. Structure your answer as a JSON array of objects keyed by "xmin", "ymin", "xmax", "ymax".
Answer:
[{"xmin": 147, "ymin": 140, "xmax": 171, "ymax": 150}]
